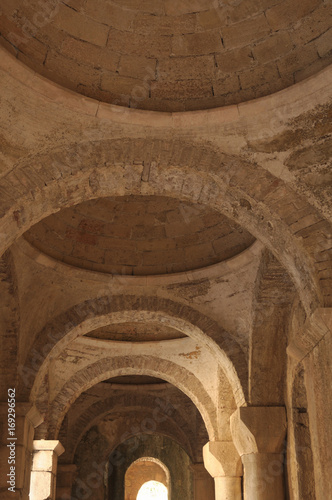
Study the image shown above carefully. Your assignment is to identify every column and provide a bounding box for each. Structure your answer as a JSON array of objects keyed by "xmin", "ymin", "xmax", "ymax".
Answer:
[
  {"xmin": 0, "ymin": 403, "xmax": 43, "ymax": 500},
  {"xmin": 231, "ymin": 406, "xmax": 286, "ymax": 500},
  {"xmin": 203, "ymin": 441, "xmax": 242, "ymax": 500},
  {"xmin": 56, "ymin": 463, "xmax": 77, "ymax": 500},
  {"xmin": 288, "ymin": 307, "xmax": 332, "ymax": 500},
  {"xmin": 190, "ymin": 463, "xmax": 215, "ymax": 500},
  {"xmin": 30, "ymin": 440, "xmax": 64, "ymax": 500}
]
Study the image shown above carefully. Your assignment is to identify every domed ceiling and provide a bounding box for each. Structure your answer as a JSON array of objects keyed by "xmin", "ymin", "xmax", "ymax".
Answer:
[
  {"xmin": 1, "ymin": 0, "xmax": 331, "ymax": 111},
  {"xmin": 87, "ymin": 322, "xmax": 186, "ymax": 341},
  {"xmin": 103, "ymin": 375, "xmax": 167, "ymax": 385},
  {"xmin": 24, "ymin": 195, "xmax": 255, "ymax": 275}
]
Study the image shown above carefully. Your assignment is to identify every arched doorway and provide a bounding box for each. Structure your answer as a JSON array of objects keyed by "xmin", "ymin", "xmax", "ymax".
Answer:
[
  {"xmin": 137, "ymin": 481, "xmax": 168, "ymax": 500},
  {"xmin": 125, "ymin": 458, "xmax": 169, "ymax": 500}
]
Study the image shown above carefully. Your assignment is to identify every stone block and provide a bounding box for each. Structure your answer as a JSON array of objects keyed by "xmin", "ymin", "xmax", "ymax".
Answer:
[
  {"xmin": 294, "ymin": 56, "xmax": 332, "ymax": 83},
  {"xmin": 101, "ymin": 74, "xmax": 149, "ymax": 100},
  {"xmin": 53, "ymin": 4, "xmax": 109, "ymax": 46},
  {"xmin": 61, "ymin": 37, "xmax": 120, "ymax": 72},
  {"xmin": 203, "ymin": 441, "xmax": 242, "ymax": 477},
  {"xmin": 30, "ymin": 470, "xmax": 54, "ymax": 499},
  {"xmin": 118, "ymin": 54, "xmax": 156, "ymax": 80},
  {"xmin": 213, "ymin": 75, "xmax": 240, "ymax": 96},
  {"xmin": 111, "ymin": 0, "xmax": 164, "ymax": 15},
  {"xmin": 266, "ymin": 0, "xmax": 321, "ymax": 30},
  {"xmin": 107, "ymin": 28, "xmax": 172, "ymax": 58},
  {"xmin": 222, "ymin": 14, "xmax": 270, "ymax": 49},
  {"xmin": 85, "ymin": 0, "xmax": 136, "ymax": 30},
  {"xmin": 32, "ymin": 449, "xmax": 57, "ymax": 472},
  {"xmin": 133, "ymin": 12, "xmax": 196, "ymax": 35},
  {"xmin": 159, "ymin": 55, "xmax": 215, "ymax": 81},
  {"xmin": 277, "ymin": 43, "xmax": 319, "ymax": 76},
  {"xmin": 44, "ymin": 50, "xmax": 100, "ymax": 89},
  {"xmin": 196, "ymin": 8, "xmax": 228, "ymax": 30},
  {"xmin": 216, "ymin": 47, "xmax": 254, "ymax": 74},
  {"xmin": 239, "ymin": 61, "xmax": 279, "ymax": 90},
  {"xmin": 164, "ymin": 0, "xmax": 213, "ymax": 16},
  {"xmin": 252, "ymin": 32, "xmax": 294, "ymax": 63},
  {"xmin": 290, "ymin": 4, "xmax": 332, "ymax": 45},
  {"xmin": 151, "ymin": 79, "xmax": 213, "ymax": 100},
  {"xmin": 171, "ymin": 31, "xmax": 222, "ymax": 56},
  {"xmin": 316, "ymin": 28, "xmax": 332, "ymax": 58}
]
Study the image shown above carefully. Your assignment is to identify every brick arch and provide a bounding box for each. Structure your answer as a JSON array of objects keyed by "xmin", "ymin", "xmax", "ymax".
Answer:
[
  {"xmin": 44, "ymin": 355, "xmax": 219, "ymax": 441},
  {"xmin": 0, "ymin": 136, "xmax": 326, "ymax": 311},
  {"xmin": 22, "ymin": 295, "xmax": 247, "ymax": 406},
  {"xmin": 60, "ymin": 396, "xmax": 198, "ymax": 464}
]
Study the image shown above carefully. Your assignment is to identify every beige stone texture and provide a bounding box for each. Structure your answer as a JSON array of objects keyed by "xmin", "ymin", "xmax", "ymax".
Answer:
[{"xmin": 0, "ymin": 3, "xmax": 331, "ymax": 499}]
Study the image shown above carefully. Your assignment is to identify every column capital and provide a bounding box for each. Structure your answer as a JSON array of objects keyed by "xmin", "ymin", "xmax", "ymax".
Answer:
[
  {"xmin": 0, "ymin": 402, "xmax": 43, "ymax": 427},
  {"xmin": 203, "ymin": 441, "xmax": 242, "ymax": 478},
  {"xmin": 287, "ymin": 307, "xmax": 332, "ymax": 361},
  {"xmin": 230, "ymin": 406, "xmax": 286, "ymax": 456},
  {"xmin": 33, "ymin": 439, "xmax": 65, "ymax": 457}
]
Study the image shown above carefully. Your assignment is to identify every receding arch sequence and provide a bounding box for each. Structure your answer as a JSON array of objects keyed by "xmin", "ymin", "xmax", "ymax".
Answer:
[
  {"xmin": 23, "ymin": 295, "xmax": 248, "ymax": 406},
  {"xmin": 44, "ymin": 355, "xmax": 219, "ymax": 441}
]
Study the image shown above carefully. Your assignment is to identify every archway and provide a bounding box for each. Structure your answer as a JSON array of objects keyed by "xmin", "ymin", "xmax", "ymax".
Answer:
[
  {"xmin": 104, "ymin": 434, "xmax": 192, "ymax": 500},
  {"xmin": 0, "ymin": 132, "xmax": 325, "ymax": 311},
  {"xmin": 136, "ymin": 481, "xmax": 168, "ymax": 500},
  {"xmin": 125, "ymin": 458, "xmax": 169, "ymax": 500}
]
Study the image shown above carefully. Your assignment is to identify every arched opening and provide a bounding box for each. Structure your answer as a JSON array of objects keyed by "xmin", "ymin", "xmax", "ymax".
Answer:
[
  {"xmin": 136, "ymin": 481, "xmax": 168, "ymax": 500},
  {"xmin": 125, "ymin": 458, "xmax": 169, "ymax": 500},
  {"xmin": 106, "ymin": 434, "xmax": 192, "ymax": 500}
]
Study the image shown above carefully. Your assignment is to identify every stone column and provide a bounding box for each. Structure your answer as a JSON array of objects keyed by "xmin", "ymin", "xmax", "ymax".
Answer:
[
  {"xmin": 203, "ymin": 441, "xmax": 242, "ymax": 500},
  {"xmin": 231, "ymin": 406, "xmax": 286, "ymax": 500},
  {"xmin": 30, "ymin": 440, "xmax": 64, "ymax": 500},
  {"xmin": 56, "ymin": 463, "xmax": 77, "ymax": 500},
  {"xmin": 0, "ymin": 403, "xmax": 43, "ymax": 500},
  {"xmin": 287, "ymin": 307, "xmax": 332, "ymax": 500},
  {"xmin": 190, "ymin": 463, "xmax": 215, "ymax": 500}
]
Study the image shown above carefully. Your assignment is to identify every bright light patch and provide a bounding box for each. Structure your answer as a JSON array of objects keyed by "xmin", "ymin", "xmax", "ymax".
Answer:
[{"xmin": 136, "ymin": 480, "xmax": 168, "ymax": 500}]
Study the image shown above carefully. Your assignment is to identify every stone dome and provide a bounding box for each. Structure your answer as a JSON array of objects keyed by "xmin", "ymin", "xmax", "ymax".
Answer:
[
  {"xmin": 24, "ymin": 195, "xmax": 255, "ymax": 275},
  {"xmin": 1, "ymin": 0, "xmax": 331, "ymax": 111}
]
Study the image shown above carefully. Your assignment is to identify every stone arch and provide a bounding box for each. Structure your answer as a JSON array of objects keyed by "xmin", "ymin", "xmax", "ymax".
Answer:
[
  {"xmin": 60, "ymin": 394, "xmax": 200, "ymax": 464},
  {"xmin": 43, "ymin": 355, "xmax": 219, "ymax": 441},
  {"xmin": 22, "ymin": 295, "xmax": 247, "ymax": 406},
  {"xmin": 0, "ymin": 136, "xmax": 326, "ymax": 311},
  {"xmin": 127, "ymin": 457, "xmax": 170, "ymax": 485},
  {"xmin": 106, "ymin": 434, "xmax": 192, "ymax": 500},
  {"xmin": 126, "ymin": 458, "xmax": 170, "ymax": 500}
]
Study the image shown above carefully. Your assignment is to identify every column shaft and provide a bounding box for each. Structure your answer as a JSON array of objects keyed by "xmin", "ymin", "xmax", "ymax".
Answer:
[
  {"xmin": 242, "ymin": 453, "xmax": 284, "ymax": 500},
  {"xmin": 214, "ymin": 476, "xmax": 242, "ymax": 500}
]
